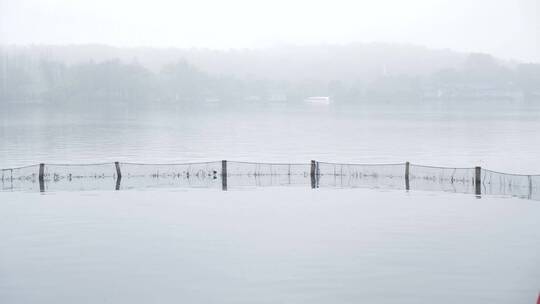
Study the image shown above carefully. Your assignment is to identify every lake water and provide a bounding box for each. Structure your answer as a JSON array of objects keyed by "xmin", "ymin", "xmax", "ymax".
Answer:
[
  {"xmin": 1, "ymin": 104, "xmax": 539, "ymax": 303},
  {"xmin": 0, "ymin": 188, "xmax": 539, "ymax": 304},
  {"xmin": 1, "ymin": 105, "xmax": 540, "ymax": 173}
]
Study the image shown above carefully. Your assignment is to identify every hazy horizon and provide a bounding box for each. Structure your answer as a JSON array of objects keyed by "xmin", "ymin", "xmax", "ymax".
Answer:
[
  {"xmin": 1, "ymin": 41, "xmax": 535, "ymax": 65},
  {"xmin": 1, "ymin": 0, "xmax": 539, "ymax": 63}
]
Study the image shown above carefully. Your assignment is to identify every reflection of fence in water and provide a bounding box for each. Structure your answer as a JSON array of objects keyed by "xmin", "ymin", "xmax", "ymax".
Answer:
[{"xmin": 1, "ymin": 160, "xmax": 539, "ymax": 201}]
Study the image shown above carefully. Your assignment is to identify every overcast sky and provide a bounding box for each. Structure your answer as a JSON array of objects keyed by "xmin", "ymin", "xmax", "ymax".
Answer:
[{"xmin": 1, "ymin": 0, "xmax": 539, "ymax": 62}]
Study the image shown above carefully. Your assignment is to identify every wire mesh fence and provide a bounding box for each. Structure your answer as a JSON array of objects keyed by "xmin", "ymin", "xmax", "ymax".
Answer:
[
  {"xmin": 119, "ymin": 161, "xmax": 223, "ymax": 190},
  {"xmin": 1, "ymin": 160, "xmax": 538, "ymax": 201},
  {"xmin": 317, "ymin": 162, "xmax": 406, "ymax": 190},
  {"xmin": 1, "ymin": 164, "xmax": 41, "ymax": 192},
  {"xmin": 43, "ymin": 163, "xmax": 118, "ymax": 192},
  {"xmin": 482, "ymin": 169, "xmax": 539, "ymax": 201},
  {"xmin": 225, "ymin": 161, "xmax": 311, "ymax": 188},
  {"xmin": 409, "ymin": 164, "xmax": 476, "ymax": 194}
]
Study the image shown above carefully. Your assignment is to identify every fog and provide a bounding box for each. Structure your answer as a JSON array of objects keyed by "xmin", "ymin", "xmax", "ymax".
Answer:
[
  {"xmin": 2, "ymin": 1, "xmax": 540, "ymax": 303},
  {"xmin": 1, "ymin": 0, "xmax": 539, "ymax": 62},
  {"xmin": 1, "ymin": 0, "xmax": 539, "ymax": 165},
  {"xmin": 2, "ymin": 44, "xmax": 540, "ymax": 109},
  {"xmin": 2, "ymin": 0, "xmax": 539, "ymax": 108}
]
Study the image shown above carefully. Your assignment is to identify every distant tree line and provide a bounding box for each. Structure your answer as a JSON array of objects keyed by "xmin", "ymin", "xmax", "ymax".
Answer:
[{"xmin": 1, "ymin": 51, "xmax": 539, "ymax": 107}]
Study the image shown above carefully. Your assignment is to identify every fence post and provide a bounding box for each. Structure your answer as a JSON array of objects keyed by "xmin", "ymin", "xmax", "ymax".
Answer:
[
  {"xmin": 316, "ymin": 161, "xmax": 320, "ymax": 188},
  {"xmin": 39, "ymin": 163, "xmax": 45, "ymax": 193},
  {"xmin": 475, "ymin": 166, "xmax": 482, "ymax": 197},
  {"xmin": 288, "ymin": 164, "xmax": 291, "ymax": 185},
  {"xmin": 115, "ymin": 162, "xmax": 122, "ymax": 179},
  {"xmin": 528, "ymin": 175, "xmax": 533, "ymax": 200},
  {"xmin": 222, "ymin": 160, "xmax": 227, "ymax": 191},
  {"xmin": 310, "ymin": 160, "xmax": 317, "ymax": 189},
  {"xmin": 405, "ymin": 161, "xmax": 410, "ymax": 191},
  {"xmin": 115, "ymin": 162, "xmax": 122, "ymax": 191}
]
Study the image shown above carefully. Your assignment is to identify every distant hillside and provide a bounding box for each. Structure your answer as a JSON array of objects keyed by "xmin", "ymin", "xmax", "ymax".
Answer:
[
  {"xmin": 2, "ymin": 43, "xmax": 472, "ymax": 83},
  {"xmin": 1, "ymin": 44, "xmax": 538, "ymax": 107}
]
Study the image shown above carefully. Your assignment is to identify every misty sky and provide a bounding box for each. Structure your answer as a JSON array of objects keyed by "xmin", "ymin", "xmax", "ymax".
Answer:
[{"xmin": 1, "ymin": 0, "xmax": 539, "ymax": 62}]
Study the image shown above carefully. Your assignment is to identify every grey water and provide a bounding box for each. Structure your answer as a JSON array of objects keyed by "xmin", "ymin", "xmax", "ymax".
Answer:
[
  {"xmin": 1, "ymin": 188, "xmax": 539, "ymax": 304},
  {"xmin": 1, "ymin": 104, "xmax": 540, "ymax": 174},
  {"xmin": 1, "ymin": 104, "xmax": 540, "ymax": 304}
]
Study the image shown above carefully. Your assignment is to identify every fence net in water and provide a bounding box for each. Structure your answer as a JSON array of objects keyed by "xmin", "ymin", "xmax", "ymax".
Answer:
[
  {"xmin": 43, "ymin": 163, "xmax": 118, "ymax": 192},
  {"xmin": 409, "ymin": 164, "xmax": 476, "ymax": 194},
  {"xmin": 482, "ymin": 169, "xmax": 539, "ymax": 200},
  {"xmin": 120, "ymin": 162, "xmax": 223, "ymax": 190},
  {"xmin": 1, "ymin": 164, "xmax": 41, "ymax": 192},
  {"xmin": 1, "ymin": 161, "xmax": 538, "ymax": 201},
  {"xmin": 317, "ymin": 162, "xmax": 406, "ymax": 189},
  {"xmin": 226, "ymin": 161, "xmax": 311, "ymax": 187}
]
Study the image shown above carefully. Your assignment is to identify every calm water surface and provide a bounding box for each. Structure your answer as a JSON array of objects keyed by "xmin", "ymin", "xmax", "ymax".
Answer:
[
  {"xmin": 1, "ymin": 105, "xmax": 539, "ymax": 173},
  {"xmin": 0, "ymin": 188, "xmax": 539, "ymax": 304},
  {"xmin": 1, "ymin": 105, "xmax": 539, "ymax": 303}
]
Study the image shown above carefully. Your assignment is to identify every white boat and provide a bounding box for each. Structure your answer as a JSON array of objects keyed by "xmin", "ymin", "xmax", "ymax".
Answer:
[
  {"xmin": 204, "ymin": 97, "xmax": 220, "ymax": 105},
  {"xmin": 304, "ymin": 96, "xmax": 331, "ymax": 105}
]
